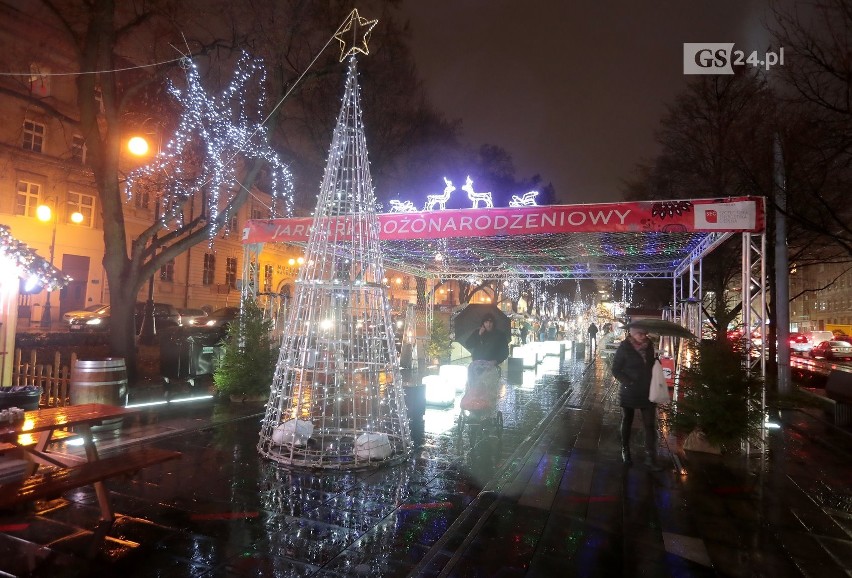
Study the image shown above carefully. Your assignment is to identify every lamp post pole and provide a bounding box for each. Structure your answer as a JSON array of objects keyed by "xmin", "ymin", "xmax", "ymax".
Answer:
[
  {"xmin": 138, "ymin": 196, "xmax": 160, "ymax": 345},
  {"xmin": 128, "ymin": 124, "xmax": 162, "ymax": 346},
  {"xmin": 40, "ymin": 211, "xmax": 57, "ymax": 328},
  {"xmin": 38, "ymin": 198, "xmax": 59, "ymax": 329}
]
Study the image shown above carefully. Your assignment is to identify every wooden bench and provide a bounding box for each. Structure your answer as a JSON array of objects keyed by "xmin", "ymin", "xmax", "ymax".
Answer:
[{"xmin": 825, "ymin": 370, "xmax": 852, "ymax": 426}]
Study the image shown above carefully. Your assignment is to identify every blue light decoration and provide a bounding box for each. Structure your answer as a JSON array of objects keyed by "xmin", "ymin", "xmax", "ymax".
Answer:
[{"xmin": 126, "ymin": 52, "xmax": 294, "ymax": 234}]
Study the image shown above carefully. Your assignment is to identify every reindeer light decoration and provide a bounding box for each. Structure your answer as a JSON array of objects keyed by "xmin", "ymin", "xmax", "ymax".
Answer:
[
  {"xmin": 424, "ymin": 177, "xmax": 456, "ymax": 211},
  {"xmin": 509, "ymin": 190, "xmax": 539, "ymax": 207},
  {"xmin": 462, "ymin": 176, "xmax": 494, "ymax": 209}
]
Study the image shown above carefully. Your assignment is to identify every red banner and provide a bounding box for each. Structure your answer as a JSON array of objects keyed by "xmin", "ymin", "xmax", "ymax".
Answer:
[{"xmin": 242, "ymin": 196, "xmax": 764, "ymax": 243}]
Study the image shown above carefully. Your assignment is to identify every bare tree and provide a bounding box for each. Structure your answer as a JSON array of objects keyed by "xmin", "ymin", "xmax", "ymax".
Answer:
[
  {"xmin": 0, "ymin": 0, "xmax": 462, "ymax": 374},
  {"xmin": 623, "ymin": 70, "xmax": 776, "ymax": 342}
]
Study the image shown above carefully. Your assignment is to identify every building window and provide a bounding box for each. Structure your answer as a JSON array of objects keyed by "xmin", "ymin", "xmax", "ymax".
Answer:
[
  {"xmin": 203, "ymin": 253, "xmax": 216, "ymax": 286},
  {"xmin": 29, "ymin": 64, "xmax": 51, "ymax": 97},
  {"xmin": 15, "ymin": 181, "xmax": 41, "ymax": 217},
  {"xmin": 225, "ymin": 257, "xmax": 238, "ymax": 289},
  {"xmin": 71, "ymin": 135, "xmax": 86, "ymax": 164},
  {"xmin": 222, "ymin": 215, "xmax": 239, "ymax": 238},
  {"xmin": 263, "ymin": 264, "xmax": 273, "ymax": 293},
  {"xmin": 66, "ymin": 191, "xmax": 95, "ymax": 227},
  {"xmin": 160, "ymin": 258, "xmax": 175, "ymax": 282},
  {"xmin": 134, "ymin": 190, "xmax": 150, "ymax": 209},
  {"xmin": 251, "ymin": 206, "xmax": 266, "ymax": 220},
  {"xmin": 22, "ymin": 120, "xmax": 45, "ymax": 153}
]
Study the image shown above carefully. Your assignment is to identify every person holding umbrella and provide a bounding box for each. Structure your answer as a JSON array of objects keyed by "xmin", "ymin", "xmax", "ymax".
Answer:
[
  {"xmin": 459, "ymin": 313, "xmax": 511, "ymax": 412},
  {"xmin": 611, "ymin": 325, "xmax": 665, "ymax": 470},
  {"xmin": 463, "ymin": 313, "xmax": 510, "ymax": 366}
]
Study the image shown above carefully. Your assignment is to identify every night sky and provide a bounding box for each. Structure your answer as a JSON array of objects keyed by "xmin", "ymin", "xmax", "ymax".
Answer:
[{"xmin": 400, "ymin": 0, "xmax": 779, "ymax": 204}]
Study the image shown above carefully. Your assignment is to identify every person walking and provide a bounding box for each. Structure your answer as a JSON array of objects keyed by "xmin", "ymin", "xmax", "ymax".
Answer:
[
  {"xmin": 461, "ymin": 313, "xmax": 510, "ymax": 411},
  {"xmin": 519, "ymin": 319, "xmax": 530, "ymax": 345},
  {"xmin": 587, "ymin": 322, "xmax": 599, "ymax": 352},
  {"xmin": 611, "ymin": 326, "xmax": 665, "ymax": 470}
]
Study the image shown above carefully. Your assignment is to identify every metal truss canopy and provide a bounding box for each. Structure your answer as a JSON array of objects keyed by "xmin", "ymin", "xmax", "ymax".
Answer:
[{"xmin": 243, "ymin": 197, "xmax": 764, "ymax": 281}]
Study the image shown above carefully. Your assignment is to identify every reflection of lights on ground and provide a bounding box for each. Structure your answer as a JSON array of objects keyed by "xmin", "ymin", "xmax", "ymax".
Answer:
[{"xmin": 517, "ymin": 369, "xmax": 539, "ymax": 389}]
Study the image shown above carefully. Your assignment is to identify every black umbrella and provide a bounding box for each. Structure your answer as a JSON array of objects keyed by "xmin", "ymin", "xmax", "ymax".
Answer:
[
  {"xmin": 627, "ymin": 318, "xmax": 697, "ymax": 339},
  {"xmin": 452, "ymin": 304, "xmax": 512, "ymax": 349}
]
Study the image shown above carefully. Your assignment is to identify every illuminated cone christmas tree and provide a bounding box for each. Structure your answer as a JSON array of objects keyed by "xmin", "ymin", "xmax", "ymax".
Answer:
[{"xmin": 258, "ymin": 54, "xmax": 411, "ymax": 469}]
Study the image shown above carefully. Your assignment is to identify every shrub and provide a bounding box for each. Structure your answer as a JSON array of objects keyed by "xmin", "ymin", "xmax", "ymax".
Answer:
[
  {"xmin": 663, "ymin": 340, "xmax": 763, "ymax": 453},
  {"xmin": 427, "ymin": 317, "xmax": 452, "ymax": 361},
  {"xmin": 213, "ymin": 299, "xmax": 277, "ymax": 399}
]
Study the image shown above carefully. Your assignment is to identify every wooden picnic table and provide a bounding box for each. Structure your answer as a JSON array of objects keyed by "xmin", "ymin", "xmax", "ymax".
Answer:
[{"xmin": 0, "ymin": 403, "xmax": 180, "ymax": 554}]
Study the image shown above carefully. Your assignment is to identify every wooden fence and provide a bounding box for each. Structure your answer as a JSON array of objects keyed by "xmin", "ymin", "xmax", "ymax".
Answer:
[{"xmin": 10, "ymin": 350, "xmax": 76, "ymax": 408}]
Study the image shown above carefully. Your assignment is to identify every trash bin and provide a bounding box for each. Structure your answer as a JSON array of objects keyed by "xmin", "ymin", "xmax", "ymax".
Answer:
[
  {"xmin": 160, "ymin": 326, "xmax": 225, "ymax": 384},
  {"xmin": 187, "ymin": 327, "xmax": 225, "ymax": 378},
  {"xmin": 159, "ymin": 326, "xmax": 188, "ymax": 380}
]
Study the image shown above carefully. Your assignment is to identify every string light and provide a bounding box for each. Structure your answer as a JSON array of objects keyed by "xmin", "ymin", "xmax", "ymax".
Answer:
[
  {"xmin": 258, "ymin": 53, "xmax": 411, "ymax": 470},
  {"xmin": 0, "ymin": 225, "xmax": 70, "ymax": 291},
  {"xmin": 461, "ymin": 176, "xmax": 493, "ymax": 209},
  {"xmin": 126, "ymin": 53, "xmax": 294, "ymax": 234}
]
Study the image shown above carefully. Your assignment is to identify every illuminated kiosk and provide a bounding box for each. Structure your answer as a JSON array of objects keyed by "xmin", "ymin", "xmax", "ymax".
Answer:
[{"xmin": 257, "ymin": 52, "xmax": 411, "ymax": 469}]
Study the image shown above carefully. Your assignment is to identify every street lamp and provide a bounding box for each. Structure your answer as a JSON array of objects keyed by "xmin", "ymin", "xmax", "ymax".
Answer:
[
  {"xmin": 36, "ymin": 200, "xmax": 83, "ymax": 327},
  {"xmin": 128, "ymin": 129, "xmax": 161, "ymax": 345}
]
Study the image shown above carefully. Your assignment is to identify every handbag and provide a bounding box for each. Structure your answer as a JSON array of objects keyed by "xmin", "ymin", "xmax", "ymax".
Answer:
[{"xmin": 649, "ymin": 359, "xmax": 671, "ymax": 404}]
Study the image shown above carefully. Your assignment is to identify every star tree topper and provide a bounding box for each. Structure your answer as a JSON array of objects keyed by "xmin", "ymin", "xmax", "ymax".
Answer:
[{"xmin": 334, "ymin": 9, "xmax": 378, "ymax": 62}]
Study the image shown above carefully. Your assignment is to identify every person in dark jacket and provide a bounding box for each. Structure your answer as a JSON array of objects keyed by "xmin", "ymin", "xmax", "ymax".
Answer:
[
  {"xmin": 461, "ymin": 313, "xmax": 510, "ymax": 412},
  {"xmin": 611, "ymin": 326, "xmax": 665, "ymax": 470},
  {"xmin": 587, "ymin": 322, "xmax": 599, "ymax": 352},
  {"xmin": 463, "ymin": 313, "xmax": 509, "ymax": 364}
]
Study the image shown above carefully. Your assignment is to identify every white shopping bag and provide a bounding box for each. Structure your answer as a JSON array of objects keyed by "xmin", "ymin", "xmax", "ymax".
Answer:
[{"xmin": 649, "ymin": 359, "xmax": 671, "ymax": 404}]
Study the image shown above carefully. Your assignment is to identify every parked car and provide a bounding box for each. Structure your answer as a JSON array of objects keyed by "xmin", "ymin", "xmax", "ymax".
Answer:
[
  {"xmin": 66, "ymin": 304, "xmax": 112, "ymax": 331},
  {"xmin": 203, "ymin": 307, "xmax": 241, "ymax": 329},
  {"xmin": 63, "ymin": 304, "xmax": 109, "ymax": 328},
  {"xmin": 809, "ymin": 340, "xmax": 852, "ymax": 361},
  {"xmin": 135, "ymin": 302, "xmax": 181, "ymax": 332},
  {"xmin": 179, "ymin": 308, "xmax": 208, "ymax": 326},
  {"xmin": 791, "ymin": 330, "xmax": 835, "ymax": 355},
  {"xmin": 67, "ymin": 302, "xmax": 181, "ymax": 333}
]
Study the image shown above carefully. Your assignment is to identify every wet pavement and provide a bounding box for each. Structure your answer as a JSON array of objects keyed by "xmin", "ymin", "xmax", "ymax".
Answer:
[{"xmin": 0, "ymin": 347, "xmax": 851, "ymax": 577}]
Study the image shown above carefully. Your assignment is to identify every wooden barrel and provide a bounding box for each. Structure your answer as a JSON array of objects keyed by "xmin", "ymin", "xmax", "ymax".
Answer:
[{"xmin": 70, "ymin": 358, "xmax": 128, "ymax": 434}]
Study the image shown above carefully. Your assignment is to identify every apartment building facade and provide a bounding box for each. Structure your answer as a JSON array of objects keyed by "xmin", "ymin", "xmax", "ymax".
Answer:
[{"xmin": 0, "ymin": 3, "xmax": 304, "ymax": 326}]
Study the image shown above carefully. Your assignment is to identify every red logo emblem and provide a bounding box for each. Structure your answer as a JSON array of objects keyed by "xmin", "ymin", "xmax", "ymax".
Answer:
[{"xmin": 705, "ymin": 209, "xmax": 718, "ymax": 223}]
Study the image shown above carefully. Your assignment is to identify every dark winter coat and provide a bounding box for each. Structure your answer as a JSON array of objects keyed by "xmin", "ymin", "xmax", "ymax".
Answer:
[
  {"xmin": 464, "ymin": 328, "xmax": 510, "ymax": 363},
  {"xmin": 611, "ymin": 338, "xmax": 656, "ymax": 408}
]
